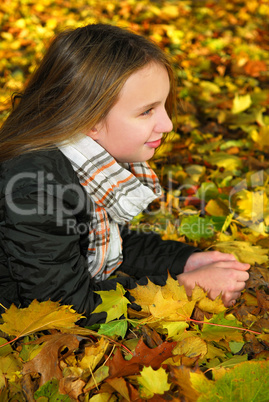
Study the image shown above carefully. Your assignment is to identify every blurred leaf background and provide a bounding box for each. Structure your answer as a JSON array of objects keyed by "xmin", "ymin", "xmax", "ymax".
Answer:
[{"xmin": 1, "ymin": 1, "xmax": 269, "ymax": 400}]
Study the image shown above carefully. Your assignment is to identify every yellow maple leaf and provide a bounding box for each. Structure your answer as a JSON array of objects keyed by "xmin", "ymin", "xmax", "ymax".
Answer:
[
  {"xmin": 130, "ymin": 276, "xmax": 226, "ymax": 325},
  {"xmin": 150, "ymin": 289, "xmax": 196, "ymax": 321},
  {"xmin": 0, "ymin": 300, "xmax": 83, "ymax": 338},
  {"xmin": 92, "ymin": 283, "xmax": 130, "ymax": 323},
  {"xmin": 137, "ymin": 366, "xmax": 171, "ymax": 398},
  {"xmin": 129, "ymin": 280, "xmax": 161, "ymax": 314},
  {"xmin": 192, "ymin": 286, "xmax": 226, "ymax": 314},
  {"xmin": 213, "ymin": 241, "xmax": 269, "ymax": 265},
  {"xmin": 162, "ymin": 274, "xmax": 189, "ymax": 301}
]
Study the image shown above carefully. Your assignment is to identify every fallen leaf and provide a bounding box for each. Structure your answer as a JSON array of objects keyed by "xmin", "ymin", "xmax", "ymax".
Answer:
[
  {"xmin": 150, "ymin": 288, "xmax": 196, "ymax": 321},
  {"xmin": 213, "ymin": 241, "xmax": 269, "ymax": 265},
  {"xmin": 232, "ymin": 94, "xmax": 252, "ymax": 114},
  {"xmin": 137, "ymin": 366, "xmax": 171, "ymax": 399},
  {"xmin": 200, "ymin": 312, "xmax": 243, "ymax": 342},
  {"xmin": 129, "ymin": 280, "xmax": 162, "ymax": 314},
  {"xmin": 173, "ymin": 336, "xmax": 207, "ymax": 359},
  {"xmin": 170, "ymin": 366, "xmax": 200, "ymax": 402},
  {"xmin": 23, "ymin": 333, "xmax": 80, "ymax": 386},
  {"xmin": 98, "ymin": 320, "xmax": 128, "ymax": 338},
  {"xmin": 256, "ymin": 288, "xmax": 269, "ymax": 312},
  {"xmin": 106, "ymin": 338, "xmax": 176, "ymax": 378},
  {"xmin": 84, "ymin": 366, "xmax": 110, "ymax": 392},
  {"xmin": 0, "ymin": 354, "xmax": 22, "ymax": 380},
  {"xmin": 34, "ymin": 378, "xmax": 72, "ymax": 401},
  {"xmin": 204, "ymin": 152, "xmax": 243, "ymax": 171},
  {"xmin": 79, "ymin": 337, "xmax": 109, "ymax": 372},
  {"xmin": 191, "ymin": 287, "xmax": 226, "ymax": 314},
  {"xmin": 191, "ymin": 360, "xmax": 269, "ymax": 401},
  {"xmin": 0, "ymin": 300, "xmax": 83, "ymax": 338},
  {"xmin": 59, "ymin": 377, "xmax": 85, "ymax": 401},
  {"xmin": 92, "ymin": 283, "xmax": 130, "ymax": 322},
  {"xmin": 106, "ymin": 377, "xmax": 140, "ymax": 401}
]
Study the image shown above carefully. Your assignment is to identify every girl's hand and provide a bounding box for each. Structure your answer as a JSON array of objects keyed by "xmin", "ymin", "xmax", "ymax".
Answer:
[
  {"xmin": 183, "ymin": 250, "xmax": 238, "ymax": 272},
  {"xmin": 178, "ymin": 256, "xmax": 250, "ymax": 307}
]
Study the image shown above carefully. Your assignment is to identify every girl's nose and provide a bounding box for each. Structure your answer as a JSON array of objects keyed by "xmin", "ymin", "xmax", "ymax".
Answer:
[{"xmin": 155, "ymin": 109, "xmax": 173, "ymax": 133}]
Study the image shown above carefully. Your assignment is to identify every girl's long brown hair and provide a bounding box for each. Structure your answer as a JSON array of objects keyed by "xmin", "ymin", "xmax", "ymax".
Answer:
[{"xmin": 0, "ymin": 24, "xmax": 177, "ymax": 162}]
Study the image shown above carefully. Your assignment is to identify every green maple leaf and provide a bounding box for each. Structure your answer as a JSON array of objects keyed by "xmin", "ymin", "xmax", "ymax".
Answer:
[
  {"xmin": 191, "ymin": 360, "xmax": 269, "ymax": 402},
  {"xmin": 92, "ymin": 283, "xmax": 130, "ymax": 323},
  {"xmin": 200, "ymin": 312, "xmax": 243, "ymax": 342},
  {"xmin": 98, "ymin": 320, "xmax": 128, "ymax": 338}
]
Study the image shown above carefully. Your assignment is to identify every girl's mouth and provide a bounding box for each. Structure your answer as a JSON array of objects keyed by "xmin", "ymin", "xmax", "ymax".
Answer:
[{"xmin": 146, "ymin": 139, "xmax": 162, "ymax": 148}]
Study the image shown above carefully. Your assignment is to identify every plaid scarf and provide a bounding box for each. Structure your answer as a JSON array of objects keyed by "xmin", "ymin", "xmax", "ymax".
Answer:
[{"xmin": 59, "ymin": 136, "xmax": 162, "ymax": 281}]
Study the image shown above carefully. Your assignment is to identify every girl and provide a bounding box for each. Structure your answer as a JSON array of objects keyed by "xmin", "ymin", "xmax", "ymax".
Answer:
[{"xmin": 0, "ymin": 24, "xmax": 249, "ymax": 324}]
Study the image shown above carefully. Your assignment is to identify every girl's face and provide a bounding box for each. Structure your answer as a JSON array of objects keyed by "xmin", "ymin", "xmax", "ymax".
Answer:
[{"xmin": 88, "ymin": 62, "xmax": 173, "ymax": 163}]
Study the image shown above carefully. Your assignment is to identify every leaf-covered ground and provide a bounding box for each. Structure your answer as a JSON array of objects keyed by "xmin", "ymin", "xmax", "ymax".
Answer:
[{"xmin": 1, "ymin": 0, "xmax": 269, "ymax": 400}]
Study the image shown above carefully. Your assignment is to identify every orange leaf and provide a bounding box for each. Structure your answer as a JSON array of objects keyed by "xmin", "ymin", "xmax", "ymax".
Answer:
[{"xmin": 106, "ymin": 338, "xmax": 176, "ymax": 378}]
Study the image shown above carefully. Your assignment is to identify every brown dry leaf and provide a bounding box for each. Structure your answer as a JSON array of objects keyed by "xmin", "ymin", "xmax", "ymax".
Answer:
[
  {"xmin": 246, "ymin": 266, "xmax": 269, "ymax": 289},
  {"xmin": 21, "ymin": 372, "xmax": 40, "ymax": 402},
  {"xmin": 0, "ymin": 300, "xmax": 83, "ymax": 338},
  {"xmin": 241, "ymin": 292, "xmax": 258, "ymax": 307},
  {"xmin": 59, "ymin": 377, "xmax": 85, "ymax": 400},
  {"xmin": 170, "ymin": 365, "xmax": 200, "ymax": 402},
  {"xmin": 141, "ymin": 325, "xmax": 163, "ymax": 347},
  {"xmin": 255, "ymin": 266, "xmax": 269, "ymax": 284},
  {"xmin": 106, "ymin": 338, "xmax": 176, "ymax": 378},
  {"xmin": 244, "ymin": 60, "xmax": 267, "ymax": 77},
  {"xmin": 256, "ymin": 289, "xmax": 269, "ymax": 312},
  {"xmin": 106, "ymin": 377, "xmax": 140, "ymax": 401},
  {"xmin": 22, "ymin": 333, "xmax": 80, "ymax": 386}
]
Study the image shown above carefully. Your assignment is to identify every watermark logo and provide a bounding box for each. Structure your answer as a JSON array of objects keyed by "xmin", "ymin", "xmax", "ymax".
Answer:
[{"xmin": 4, "ymin": 169, "xmax": 269, "ymax": 236}]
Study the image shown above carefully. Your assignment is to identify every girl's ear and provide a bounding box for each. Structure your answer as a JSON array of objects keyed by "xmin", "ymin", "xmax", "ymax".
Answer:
[{"xmin": 85, "ymin": 127, "xmax": 100, "ymax": 140}]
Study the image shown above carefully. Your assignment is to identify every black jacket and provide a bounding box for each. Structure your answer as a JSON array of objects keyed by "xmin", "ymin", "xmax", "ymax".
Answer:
[{"xmin": 0, "ymin": 149, "xmax": 198, "ymax": 324}]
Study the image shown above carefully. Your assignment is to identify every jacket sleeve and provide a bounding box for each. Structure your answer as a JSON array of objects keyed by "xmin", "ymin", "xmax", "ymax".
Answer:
[{"xmin": 119, "ymin": 226, "xmax": 200, "ymax": 280}]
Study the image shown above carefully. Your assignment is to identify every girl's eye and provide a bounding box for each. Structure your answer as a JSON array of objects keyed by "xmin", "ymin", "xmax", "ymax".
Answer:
[{"xmin": 141, "ymin": 108, "xmax": 153, "ymax": 116}]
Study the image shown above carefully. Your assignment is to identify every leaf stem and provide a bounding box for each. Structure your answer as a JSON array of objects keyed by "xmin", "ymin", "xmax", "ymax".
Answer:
[
  {"xmin": 187, "ymin": 318, "xmax": 262, "ymax": 335},
  {"xmin": 0, "ymin": 336, "xmax": 19, "ymax": 348}
]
